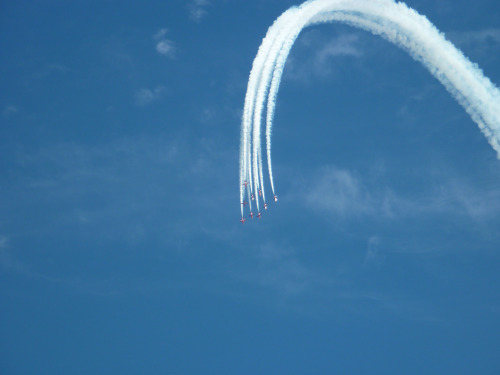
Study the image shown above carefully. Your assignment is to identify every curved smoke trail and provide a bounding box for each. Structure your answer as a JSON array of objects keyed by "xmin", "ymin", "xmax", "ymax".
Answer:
[
  {"xmin": 240, "ymin": 0, "xmax": 500, "ymax": 218},
  {"xmin": 239, "ymin": 8, "xmax": 299, "ymax": 216}
]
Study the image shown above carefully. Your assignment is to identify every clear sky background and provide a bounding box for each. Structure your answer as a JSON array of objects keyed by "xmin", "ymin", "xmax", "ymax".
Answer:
[{"xmin": 1, "ymin": 0, "xmax": 499, "ymax": 374}]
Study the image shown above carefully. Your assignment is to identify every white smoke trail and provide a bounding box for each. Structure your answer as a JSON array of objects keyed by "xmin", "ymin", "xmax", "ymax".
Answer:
[
  {"xmin": 241, "ymin": 0, "xmax": 500, "ymax": 216},
  {"xmin": 254, "ymin": 2, "xmax": 330, "ymax": 196},
  {"xmin": 264, "ymin": 3, "xmax": 325, "ymax": 195},
  {"xmin": 250, "ymin": 8, "xmax": 303, "ymax": 209},
  {"xmin": 247, "ymin": 149, "xmax": 253, "ymax": 212},
  {"xmin": 248, "ymin": 1, "xmax": 336, "ymax": 198},
  {"xmin": 240, "ymin": 8, "xmax": 299, "ymax": 216},
  {"xmin": 311, "ymin": 1, "xmax": 500, "ymax": 153},
  {"xmin": 258, "ymin": 151, "xmax": 266, "ymax": 204}
]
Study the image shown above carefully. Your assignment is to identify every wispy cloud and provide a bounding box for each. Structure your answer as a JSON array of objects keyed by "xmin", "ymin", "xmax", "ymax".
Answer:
[
  {"xmin": 45, "ymin": 62, "xmax": 68, "ymax": 75},
  {"xmin": 33, "ymin": 62, "xmax": 69, "ymax": 80},
  {"xmin": 438, "ymin": 178, "xmax": 500, "ymax": 220},
  {"xmin": 134, "ymin": 86, "xmax": 165, "ymax": 106},
  {"xmin": 254, "ymin": 243, "xmax": 314, "ymax": 295},
  {"xmin": 103, "ymin": 35, "xmax": 135, "ymax": 70},
  {"xmin": 2, "ymin": 105, "xmax": 19, "ymax": 117},
  {"xmin": 231, "ymin": 242, "xmax": 327, "ymax": 297},
  {"xmin": 304, "ymin": 166, "xmax": 376, "ymax": 218},
  {"xmin": 154, "ymin": 28, "xmax": 175, "ymax": 58},
  {"xmin": 301, "ymin": 165, "xmax": 500, "ymax": 221},
  {"xmin": 364, "ymin": 236, "xmax": 384, "ymax": 265},
  {"xmin": 285, "ymin": 31, "xmax": 363, "ymax": 82},
  {"xmin": 446, "ymin": 28, "xmax": 500, "ymax": 61},
  {"xmin": 0, "ymin": 234, "xmax": 122, "ymax": 296},
  {"xmin": 200, "ymin": 107, "xmax": 216, "ymax": 124},
  {"xmin": 0, "ymin": 236, "xmax": 7, "ymax": 249},
  {"xmin": 220, "ymin": 237, "xmax": 441, "ymax": 320},
  {"xmin": 189, "ymin": 0, "xmax": 210, "ymax": 22},
  {"xmin": 7, "ymin": 133, "xmax": 224, "ymax": 244},
  {"xmin": 0, "ymin": 235, "xmax": 32, "ymax": 276},
  {"xmin": 0, "ymin": 135, "xmax": 238, "ymax": 295},
  {"xmin": 447, "ymin": 28, "xmax": 500, "ymax": 47}
]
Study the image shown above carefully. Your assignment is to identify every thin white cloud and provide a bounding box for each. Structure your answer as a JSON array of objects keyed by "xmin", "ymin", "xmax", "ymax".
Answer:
[
  {"xmin": 156, "ymin": 40, "xmax": 175, "ymax": 57},
  {"xmin": 200, "ymin": 107, "xmax": 216, "ymax": 124},
  {"xmin": 0, "ymin": 234, "xmax": 121, "ymax": 295},
  {"xmin": 447, "ymin": 28, "xmax": 500, "ymax": 47},
  {"xmin": 32, "ymin": 63, "xmax": 69, "ymax": 81},
  {"xmin": 103, "ymin": 35, "xmax": 135, "ymax": 70},
  {"xmin": 0, "ymin": 235, "xmax": 32, "ymax": 276},
  {"xmin": 0, "ymin": 235, "xmax": 7, "ymax": 249},
  {"xmin": 189, "ymin": 0, "xmax": 210, "ymax": 22},
  {"xmin": 153, "ymin": 28, "xmax": 175, "ymax": 58},
  {"xmin": 446, "ymin": 28, "xmax": 500, "ymax": 63},
  {"xmin": 302, "ymin": 165, "xmax": 500, "ymax": 221},
  {"xmin": 46, "ymin": 63, "xmax": 68, "ymax": 74},
  {"xmin": 304, "ymin": 166, "xmax": 375, "ymax": 218},
  {"xmin": 134, "ymin": 86, "xmax": 165, "ymax": 106},
  {"xmin": 9, "ymin": 134, "xmax": 186, "ymax": 247},
  {"xmin": 154, "ymin": 28, "xmax": 168, "ymax": 40},
  {"xmin": 3, "ymin": 105, "xmax": 19, "ymax": 117},
  {"xmin": 232, "ymin": 242, "xmax": 326, "ymax": 296},
  {"xmin": 364, "ymin": 236, "xmax": 383, "ymax": 265},
  {"xmin": 315, "ymin": 34, "xmax": 362, "ymax": 58},
  {"xmin": 285, "ymin": 31, "xmax": 363, "ymax": 82},
  {"xmin": 437, "ymin": 179, "xmax": 500, "ymax": 220}
]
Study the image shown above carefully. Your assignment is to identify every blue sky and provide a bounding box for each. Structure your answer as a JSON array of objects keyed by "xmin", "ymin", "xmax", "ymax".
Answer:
[{"xmin": 1, "ymin": 0, "xmax": 499, "ymax": 373}]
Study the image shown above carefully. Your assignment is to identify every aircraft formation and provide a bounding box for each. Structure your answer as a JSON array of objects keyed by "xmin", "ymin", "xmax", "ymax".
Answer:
[
  {"xmin": 240, "ymin": 180, "xmax": 277, "ymax": 223},
  {"xmin": 238, "ymin": 0, "xmax": 500, "ymax": 227}
]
